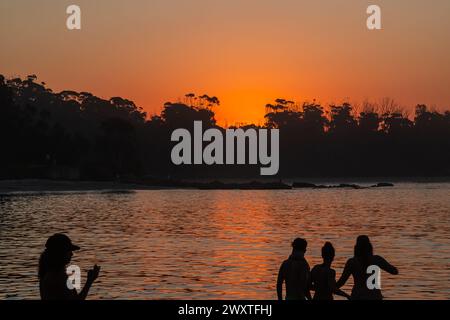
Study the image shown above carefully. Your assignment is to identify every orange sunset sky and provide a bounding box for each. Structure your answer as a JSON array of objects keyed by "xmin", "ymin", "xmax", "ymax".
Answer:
[{"xmin": 1, "ymin": 0, "xmax": 449, "ymax": 125}]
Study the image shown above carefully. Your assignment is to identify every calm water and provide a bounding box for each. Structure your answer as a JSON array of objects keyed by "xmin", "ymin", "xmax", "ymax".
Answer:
[{"xmin": 0, "ymin": 183, "xmax": 449, "ymax": 300}]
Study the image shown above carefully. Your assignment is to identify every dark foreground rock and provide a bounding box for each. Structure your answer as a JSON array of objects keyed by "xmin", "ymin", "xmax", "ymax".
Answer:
[
  {"xmin": 292, "ymin": 182, "xmax": 395, "ymax": 189},
  {"xmin": 371, "ymin": 182, "xmax": 395, "ymax": 187},
  {"xmin": 196, "ymin": 181, "xmax": 292, "ymax": 190}
]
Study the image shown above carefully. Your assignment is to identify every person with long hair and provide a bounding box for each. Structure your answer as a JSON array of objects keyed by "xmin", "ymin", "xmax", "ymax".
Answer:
[
  {"xmin": 336, "ymin": 235, "xmax": 398, "ymax": 300},
  {"xmin": 38, "ymin": 233, "xmax": 100, "ymax": 300}
]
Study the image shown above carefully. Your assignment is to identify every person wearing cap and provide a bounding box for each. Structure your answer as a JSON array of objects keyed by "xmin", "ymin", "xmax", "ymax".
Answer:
[
  {"xmin": 38, "ymin": 233, "xmax": 101, "ymax": 300},
  {"xmin": 277, "ymin": 237, "xmax": 312, "ymax": 300}
]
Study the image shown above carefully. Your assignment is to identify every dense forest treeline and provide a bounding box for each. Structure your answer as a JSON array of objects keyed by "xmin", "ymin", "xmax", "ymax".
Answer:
[{"xmin": 0, "ymin": 74, "xmax": 449, "ymax": 180}]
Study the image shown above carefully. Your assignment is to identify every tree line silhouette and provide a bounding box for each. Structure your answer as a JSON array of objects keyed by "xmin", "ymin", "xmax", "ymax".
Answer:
[{"xmin": 0, "ymin": 74, "xmax": 449, "ymax": 180}]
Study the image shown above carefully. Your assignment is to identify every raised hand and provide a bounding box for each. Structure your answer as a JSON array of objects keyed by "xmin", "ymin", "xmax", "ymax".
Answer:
[{"xmin": 87, "ymin": 264, "xmax": 101, "ymax": 283}]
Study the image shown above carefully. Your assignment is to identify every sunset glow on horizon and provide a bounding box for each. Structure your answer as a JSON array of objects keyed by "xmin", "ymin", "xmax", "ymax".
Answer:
[{"xmin": 1, "ymin": 0, "xmax": 449, "ymax": 125}]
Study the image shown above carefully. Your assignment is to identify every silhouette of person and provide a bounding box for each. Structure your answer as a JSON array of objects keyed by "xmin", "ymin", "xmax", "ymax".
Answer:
[
  {"xmin": 310, "ymin": 242, "xmax": 351, "ymax": 300},
  {"xmin": 277, "ymin": 238, "xmax": 312, "ymax": 300},
  {"xmin": 38, "ymin": 233, "xmax": 100, "ymax": 300},
  {"xmin": 336, "ymin": 235, "xmax": 398, "ymax": 300}
]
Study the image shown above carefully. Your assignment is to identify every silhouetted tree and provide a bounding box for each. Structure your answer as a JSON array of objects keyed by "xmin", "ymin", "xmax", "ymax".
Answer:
[{"xmin": 0, "ymin": 74, "xmax": 448, "ymax": 179}]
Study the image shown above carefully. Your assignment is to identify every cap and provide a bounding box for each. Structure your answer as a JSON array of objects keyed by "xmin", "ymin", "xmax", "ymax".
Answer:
[{"xmin": 45, "ymin": 233, "xmax": 80, "ymax": 252}]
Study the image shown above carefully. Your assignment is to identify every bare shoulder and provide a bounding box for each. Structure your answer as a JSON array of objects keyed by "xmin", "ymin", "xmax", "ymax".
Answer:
[
  {"xmin": 345, "ymin": 257, "xmax": 355, "ymax": 268},
  {"xmin": 279, "ymin": 259, "xmax": 289, "ymax": 270},
  {"xmin": 372, "ymin": 255, "xmax": 386, "ymax": 263},
  {"xmin": 310, "ymin": 264, "xmax": 320, "ymax": 276},
  {"xmin": 311, "ymin": 264, "xmax": 320, "ymax": 272}
]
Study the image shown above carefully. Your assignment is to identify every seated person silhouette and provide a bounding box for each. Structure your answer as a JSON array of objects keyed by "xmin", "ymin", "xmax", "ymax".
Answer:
[
  {"xmin": 336, "ymin": 235, "xmax": 399, "ymax": 300},
  {"xmin": 39, "ymin": 233, "xmax": 100, "ymax": 300},
  {"xmin": 277, "ymin": 238, "xmax": 312, "ymax": 300},
  {"xmin": 310, "ymin": 242, "xmax": 351, "ymax": 300}
]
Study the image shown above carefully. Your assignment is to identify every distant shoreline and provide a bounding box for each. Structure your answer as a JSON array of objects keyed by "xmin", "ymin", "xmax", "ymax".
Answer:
[
  {"xmin": 0, "ymin": 179, "xmax": 163, "ymax": 194},
  {"xmin": 0, "ymin": 177, "xmax": 449, "ymax": 194}
]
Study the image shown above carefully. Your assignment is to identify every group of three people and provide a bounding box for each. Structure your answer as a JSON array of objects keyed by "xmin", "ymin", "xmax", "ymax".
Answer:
[
  {"xmin": 277, "ymin": 236, "xmax": 399, "ymax": 300},
  {"xmin": 38, "ymin": 233, "xmax": 398, "ymax": 300}
]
